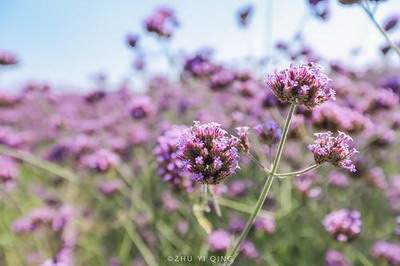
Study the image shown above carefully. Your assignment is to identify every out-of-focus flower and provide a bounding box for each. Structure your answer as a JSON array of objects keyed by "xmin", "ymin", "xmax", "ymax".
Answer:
[
  {"xmin": 237, "ymin": 4, "xmax": 254, "ymax": 27},
  {"xmin": 126, "ymin": 34, "xmax": 139, "ymax": 48},
  {"xmin": 366, "ymin": 126, "xmax": 396, "ymax": 148},
  {"xmin": 395, "ymin": 216, "xmax": 400, "ymax": 236},
  {"xmin": 240, "ymin": 240, "xmax": 259, "ymax": 259},
  {"xmin": 98, "ymin": 180, "xmax": 123, "ymax": 197},
  {"xmin": 0, "ymin": 156, "xmax": 18, "ymax": 184},
  {"xmin": 381, "ymin": 75, "xmax": 400, "ymax": 96},
  {"xmin": 0, "ymin": 51, "xmax": 18, "ymax": 66},
  {"xmin": 322, "ymin": 209, "xmax": 362, "ymax": 242},
  {"xmin": 266, "ymin": 63, "xmax": 334, "ymax": 108},
  {"xmin": 328, "ymin": 172, "xmax": 350, "ymax": 188},
  {"xmin": 183, "ymin": 51, "xmax": 217, "ymax": 77},
  {"xmin": 235, "ymin": 127, "xmax": 250, "ymax": 153},
  {"xmin": 325, "ymin": 250, "xmax": 352, "ymax": 266},
  {"xmin": 371, "ymin": 241, "xmax": 400, "ymax": 265},
  {"xmin": 161, "ymin": 191, "xmax": 180, "ymax": 212},
  {"xmin": 364, "ymin": 167, "xmax": 387, "ymax": 190},
  {"xmin": 308, "ymin": 0, "xmax": 330, "ymax": 21},
  {"xmin": 254, "ymin": 120, "xmax": 282, "ymax": 145},
  {"xmin": 309, "ymin": 131, "xmax": 358, "ymax": 172},
  {"xmin": 154, "ymin": 125, "xmax": 193, "ymax": 191},
  {"xmin": 210, "ymin": 69, "xmax": 236, "ymax": 90},
  {"xmin": 208, "ymin": 230, "xmax": 232, "ymax": 252},
  {"xmin": 338, "ymin": 0, "xmax": 360, "ymax": 5},
  {"xmin": 178, "ymin": 121, "xmax": 240, "ymax": 185},
  {"xmin": 254, "ymin": 214, "xmax": 276, "ymax": 234},
  {"xmin": 229, "ymin": 215, "xmax": 246, "ymax": 233},
  {"xmin": 228, "ymin": 180, "xmax": 252, "ymax": 197},
  {"xmin": 129, "ymin": 96, "xmax": 154, "ymax": 120},
  {"xmin": 294, "ymin": 174, "xmax": 322, "ymax": 199},
  {"xmin": 144, "ymin": 6, "xmax": 179, "ymax": 38},
  {"xmin": 80, "ymin": 149, "xmax": 120, "ymax": 172},
  {"xmin": 383, "ymin": 15, "xmax": 399, "ymax": 32}
]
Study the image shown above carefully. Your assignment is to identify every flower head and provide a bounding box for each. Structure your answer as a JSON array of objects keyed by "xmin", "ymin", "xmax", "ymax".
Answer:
[
  {"xmin": 144, "ymin": 6, "xmax": 179, "ymax": 38},
  {"xmin": 325, "ymin": 250, "xmax": 351, "ymax": 266},
  {"xmin": 266, "ymin": 63, "xmax": 334, "ymax": 108},
  {"xmin": 154, "ymin": 125, "xmax": 193, "ymax": 191},
  {"xmin": 309, "ymin": 131, "xmax": 357, "ymax": 172},
  {"xmin": 178, "ymin": 121, "xmax": 240, "ymax": 185},
  {"xmin": 80, "ymin": 149, "xmax": 120, "ymax": 172},
  {"xmin": 323, "ymin": 209, "xmax": 362, "ymax": 242},
  {"xmin": 254, "ymin": 120, "xmax": 282, "ymax": 145},
  {"xmin": 371, "ymin": 241, "xmax": 400, "ymax": 265},
  {"xmin": 208, "ymin": 230, "xmax": 232, "ymax": 252},
  {"xmin": 0, "ymin": 51, "xmax": 18, "ymax": 66},
  {"xmin": 235, "ymin": 127, "xmax": 250, "ymax": 153}
]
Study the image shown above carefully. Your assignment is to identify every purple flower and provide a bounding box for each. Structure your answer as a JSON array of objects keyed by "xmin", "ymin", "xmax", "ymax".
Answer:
[
  {"xmin": 254, "ymin": 214, "xmax": 276, "ymax": 234},
  {"xmin": 0, "ymin": 156, "xmax": 18, "ymax": 184},
  {"xmin": 0, "ymin": 51, "xmax": 18, "ymax": 66},
  {"xmin": 126, "ymin": 34, "xmax": 139, "ymax": 48},
  {"xmin": 309, "ymin": 131, "xmax": 358, "ymax": 172},
  {"xmin": 178, "ymin": 121, "xmax": 240, "ymax": 185},
  {"xmin": 240, "ymin": 241, "xmax": 259, "ymax": 259},
  {"xmin": 266, "ymin": 63, "xmax": 334, "ymax": 108},
  {"xmin": 129, "ymin": 96, "xmax": 154, "ymax": 120},
  {"xmin": 235, "ymin": 127, "xmax": 250, "ymax": 153},
  {"xmin": 210, "ymin": 69, "xmax": 236, "ymax": 90},
  {"xmin": 237, "ymin": 4, "xmax": 254, "ymax": 27},
  {"xmin": 208, "ymin": 230, "xmax": 232, "ymax": 252},
  {"xmin": 294, "ymin": 174, "xmax": 322, "ymax": 199},
  {"xmin": 98, "ymin": 180, "xmax": 123, "ymax": 197},
  {"xmin": 383, "ymin": 14, "xmax": 399, "ymax": 32},
  {"xmin": 328, "ymin": 172, "xmax": 350, "ymax": 188},
  {"xmin": 228, "ymin": 215, "xmax": 246, "ymax": 233},
  {"xmin": 80, "ymin": 149, "xmax": 120, "ymax": 172},
  {"xmin": 325, "ymin": 250, "xmax": 352, "ymax": 266},
  {"xmin": 154, "ymin": 125, "xmax": 193, "ymax": 191},
  {"xmin": 322, "ymin": 209, "xmax": 362, "ymax": 242},
  {"xmin": 254, "ymin": 120, "xmax": 282, "ymax": 145},
  {"xmin": 228, "ymin": 180, "xmax": 251, "ymax": 197},
  {"xmin": 144, "ymin": 6, "xmax": 179, "ymax": 38},
  {"xmin": 371, "ymin": 241, "xmax": 400, "ymax": 265}
]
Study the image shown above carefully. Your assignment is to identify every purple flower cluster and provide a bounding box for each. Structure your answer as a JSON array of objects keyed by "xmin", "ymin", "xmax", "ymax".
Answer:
[
  {"xmin": 309, "ymin": 131, "xmax": 358, "ymax": 172},
  {"xmin": 144, "ymin": 6, "xmax": 179, "ymax": 38},
  {"xmin": 266, "ymin": 63, "xmax": 335, "ymax": 108},
  {"xmin": 80, "ymin": 149, "xmax": 120, "ymax": 172},
  {"xmin": 129, "ymin": 96, "xmax": 154, "ymax": 120},
  {"xmin": 154, "ymin": 125, "xmax": 194, "ymax": 191},
  {"xmin": 208, "ymin": 229, "xmax": 232, "ymax": 252},
  {"xmin": 371, "ymin": 241, "xmax": 400, "ymax": 265},
  {"xmin": 322, "ymin": 209, "xmax": 362, "ymax": 242},
  {"xmin": 178, "ymin": 121, "xmax": 240, "ymax": 185},
  {"xmin": 254, "ymin": 214, "xmax": 276, "ymax": 234},
  {"xmin": 0, "ymin": 50, "xmax": 18, "ymax": 66},
  {"xmin": 325, "ymin": 250, "xmax": 351, "ymax": 266},
  {"xmin": 254, "ymin": 120, "xmax": 282, "ymax": 145},
  {"xmin": 0, "ymin": 155, "xmax": 18, "ymax": 184}
]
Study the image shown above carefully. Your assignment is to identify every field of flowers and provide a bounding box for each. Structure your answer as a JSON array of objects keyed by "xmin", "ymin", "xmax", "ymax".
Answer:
[{"xmin": 1, "ymin": 0, "xmax": 400, "ymax": 265}]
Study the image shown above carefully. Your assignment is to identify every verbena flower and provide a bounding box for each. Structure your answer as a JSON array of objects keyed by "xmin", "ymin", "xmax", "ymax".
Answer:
[
  {"xmin": 0, "ymin": 156, "xmax": 18, "ymax": 184},
  {"xmin": 126, "ymin": 34, "xmax": 139, "ymax": 48},
  {"xmin": 254, "ymin": 120, "xmax": 282, "ymax": 145},
  {"xmin": 254, "ymin": 215, "xmax": 276, "ymax": 234},
  {"xmin": 178, "ymin": 121, "xmax": 240, "ymax": 185},
  {"xmin": 387, "ymin": 176, "xmax": 400, "ymax": 212},
  {"xmin": 154, "ymin": 125, "xmax": 193, "ymax": 191},
  {"xmin": 129, "ymin": 96, "xmax": 154, "ymax": 120},
  {"xmin": 266, "ymin": 63, "xmax": 334, "ymax": 108},
  {"xmin": 144, "ymin": 6, "xmax": 179, "ymax": 38},
  {"xmin": 325, "ymin": 250, "xmax": 351, "ymax": 266},
  {"xmin": 237, "ymin": 4, "xmax": 254, "ymax": 27},
  {"xmin": 235, "ymin": 127, "xmax": 250, "ymax": 153},
  {"xmin": 208, "ymin": 230, "xmax": 232, "ymax": 252},
  {"xmin": 322, "ymin": 209, "xmax": 362, "ymax": 242},
  {"xmin": 371, "ymin": 241, "xmax": 400, "ymax": 265},
  {"xmin": 309, "ymin": 131, "xmax": 358, "ymax": 172},
  {"xmin": 98, "ymin": 180, "xmax": 123, "ymax": 197},
  {"xmin": 80, "ymin": 149, "xmax": 120, "ymax": 172},
  {"xmin": 0, "ymin": 51, "xmax": 18, "ymax": 66}
]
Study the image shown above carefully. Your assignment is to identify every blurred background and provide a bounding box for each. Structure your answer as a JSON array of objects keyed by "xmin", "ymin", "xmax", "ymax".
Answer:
[{"xmin": 1, "ymin": 0, "xmax": 399, "ymax": 90}]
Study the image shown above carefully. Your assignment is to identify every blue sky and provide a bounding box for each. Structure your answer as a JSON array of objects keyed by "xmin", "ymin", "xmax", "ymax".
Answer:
[{"xmin": 1, "ymin": 0, "xmax": 399, "ymax": 91}]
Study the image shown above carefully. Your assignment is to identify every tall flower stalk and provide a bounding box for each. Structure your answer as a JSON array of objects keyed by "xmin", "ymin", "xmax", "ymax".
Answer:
[{"xmin": 225, "ymin": 103, "xmax": 297, "ymax": 265}]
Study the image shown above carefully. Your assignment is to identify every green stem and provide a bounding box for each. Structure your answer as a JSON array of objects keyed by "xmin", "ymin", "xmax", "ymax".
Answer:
[
  {"xmin": 217, "ymin": 197, "xmax": 274, "ymax": 218},
  {"xmin": 225, "ymin": 104, "xmax": 297, "ymax": 265},
  {"xmin": 360, "ymin": 1, "xmax": 400, "ymax": 58},
  {"xmin": 0, "ymin": 145, "xmax": 77, "ymax": 182},
  {"xmin": 209, "ymin": 185, "xmax": 222, "ymax": 217},
  {"xmin": 275, "ymin": 164, "xmax": 320, "ymax": 178}
]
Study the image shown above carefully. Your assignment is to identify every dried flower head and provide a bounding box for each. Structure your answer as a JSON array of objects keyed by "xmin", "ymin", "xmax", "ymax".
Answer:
[
  {"xmin": 323, "ymin": 209, "xmax": 362, "ymax": 242},
  {"xmin": 266, "ymin": 63, "xmax": 334, "ymax": 108},
  {"xmin": 309, "ymin": 131, "xmax": 358, "ymax": 172},
  {"xmin": 178, "ymin": 121, "xmax": 240, "ymax": 185}
]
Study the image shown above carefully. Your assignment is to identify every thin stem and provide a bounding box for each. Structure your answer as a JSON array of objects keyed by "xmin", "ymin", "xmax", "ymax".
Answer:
[
  {"xmin": 225, "ymin": 104, "xmax": 297, "ymax": 265},
  {"xmin": 209, "ymin": 185, "xmax": 222, "ymax": 217},
  {"xmin": 275, "ymin": 164, "xmax": 320, "ymax": 178},
  {"xmin": 360, "ymin": 1, "xmax": 400, "ymax": 58},
  {"xmin": 0, "ymin": 145, "xmax": 78, "ymax": 182},
  {"xmin": 217, "ymin": 197, "xmax": 274, "ymax": 218}
]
